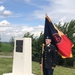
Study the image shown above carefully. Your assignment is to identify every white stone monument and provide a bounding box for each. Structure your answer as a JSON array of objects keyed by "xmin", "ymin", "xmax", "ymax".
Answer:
[{"xmin": 3, "ymin": 38, "xmax": 35, "ymax": 75}]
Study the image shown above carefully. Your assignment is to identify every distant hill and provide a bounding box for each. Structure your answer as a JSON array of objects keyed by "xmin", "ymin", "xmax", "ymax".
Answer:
[{"xmin": 0, "ymin": 42, "xmax": 13, "ymax": 52}]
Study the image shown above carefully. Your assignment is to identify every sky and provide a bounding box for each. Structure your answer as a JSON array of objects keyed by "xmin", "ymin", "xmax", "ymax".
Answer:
[{"xmin": 0, "ymin": 0, "xmax": 75, "ymax": 42}]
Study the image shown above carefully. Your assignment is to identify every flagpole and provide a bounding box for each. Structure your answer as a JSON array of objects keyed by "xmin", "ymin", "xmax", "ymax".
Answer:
[
  {"xmin": 40, "ymin": 43, "xmax": 45, "ymax": 75},
  {"xmin": 40, "ymin": 66, "xmax": 43, "ymax": 75},
  {"xmin": 45, "ymin": 13, "xmax": 47, "ymax": 17}
]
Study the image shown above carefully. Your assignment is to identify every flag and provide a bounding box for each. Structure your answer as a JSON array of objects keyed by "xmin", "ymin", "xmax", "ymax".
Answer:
[{"xmin": 44, "ymin": 15, "xmax": 73, "ymax": 58}]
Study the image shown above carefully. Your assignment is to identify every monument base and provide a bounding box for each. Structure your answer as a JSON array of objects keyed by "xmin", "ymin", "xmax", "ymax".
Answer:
[{"xmin": 3, "ymin": 73, "xmax": 35, "ymax": 75}]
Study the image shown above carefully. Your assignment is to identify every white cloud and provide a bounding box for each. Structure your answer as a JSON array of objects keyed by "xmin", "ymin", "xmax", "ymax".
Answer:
[
  {"xmin": 0, "ymin": 27, "xmax": 8, "ymax": 32},
  {"xmin": 59, "ymin": 17, "xmax": 66, "ymax": 21},
  {"xmin": 2, "ymin": 10, "xmax": 13, "ymax": 16},
  {"xmin": 0, "ymin": 20, "xmax": 44, "ymax": 41},
  {"xmin": 5, "ymin": 32, "xmax": 11, "ymax": 36},
  {"xmin": 0, "ymin": 6, "xmax": 5, "ymax": 11},
  {"xmin": 21, "ymin": 26, "xmax": 34, "ymax": 32},
  {"xmin": 0, "ymin": 20, "xmax": 12, "ymax": 33},
  {"xmin": 0, "ymin": 5, "xmax": 13, "ymax": 17},
  {"xmin": 31, "ymin": 0, "xmax": 75, "ymax": 22},
  {"xmin": 56, "ymin": 17, "xmax": 66, "ymax": 26},
  {"xmin": 30, "ymin": 25, "xmax": 44, "ymax": 36},
  {"xmin": 0, "ymin": 20, "xmax": 11, "ymax": 26},
  {"xmin": 36, "ymin": 25, "xmax": 44, "ymax": 29}
]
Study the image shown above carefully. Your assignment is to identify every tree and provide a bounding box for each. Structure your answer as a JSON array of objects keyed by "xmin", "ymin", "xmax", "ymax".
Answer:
[
  {"xmin": 9, "ymin": 37, "xmax": 14, "ymax": 51},
  {"xmin": 23, "ymin": 32, "xmax": 34, "ymax": 38},
  {"xmin": 36, "ymin": 32, "xmax": 44, "ymax": 61},
  {"xmin": 0, "ymin": 34, "xmax": 2, "ymax": 52},
  {"xmin": 9, "ymin": 37, "xmax": 14, "ymax": 46},
  {"xmin": 0, "ymin": 41, "xmax": 1, "ymax": 47}
]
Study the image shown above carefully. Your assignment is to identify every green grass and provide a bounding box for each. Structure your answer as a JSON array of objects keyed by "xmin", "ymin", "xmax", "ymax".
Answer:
[
  {"xmin": 0, "ymin": 52, "xmax": 13, "ymax": 56},
  {"xmin": 0, "ymin": 43, "xmax": 13, "ymax": 52},
  {"xmin": 0, "ymin": 58, "xmax": 75, "ymax": 75},
  {"xmin": 54, "ymin": 66, "xmax": 75, "ymax": 75},
  {"xmin": 0, "ymin": 58, "xmax": 13, "ymax": 75},
  {"xmin": 32, "ymin": 62, "xmax": 75, "ymax": 75}
]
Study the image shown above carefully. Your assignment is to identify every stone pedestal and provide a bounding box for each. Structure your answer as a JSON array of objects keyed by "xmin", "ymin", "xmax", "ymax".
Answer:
[{"xmin": 3, "ymin": 38, "xmax": 35, "ymax": 75}]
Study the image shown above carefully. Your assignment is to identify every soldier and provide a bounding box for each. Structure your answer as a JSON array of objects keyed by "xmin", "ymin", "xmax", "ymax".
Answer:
[{"xmin": 40, "ymin": 36, "xmax": 58, "ymax": 75}]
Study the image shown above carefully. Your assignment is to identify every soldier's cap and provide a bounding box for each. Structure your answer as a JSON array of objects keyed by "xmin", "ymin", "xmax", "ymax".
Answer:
[{"xmin": 45, "ymin": 36, "xmax": 51, "ymax": 40}]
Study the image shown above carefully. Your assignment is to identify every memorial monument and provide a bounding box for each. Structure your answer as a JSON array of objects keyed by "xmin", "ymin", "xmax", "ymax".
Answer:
[{"xmin": 3, "ymin": 38, "xmax": 35, "ymax": 75}]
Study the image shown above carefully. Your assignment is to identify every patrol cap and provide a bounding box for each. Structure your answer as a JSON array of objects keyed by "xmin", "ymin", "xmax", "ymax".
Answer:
[{"xmin": 46, "ymin": 36, "xmax": 51, "ymax": 40}]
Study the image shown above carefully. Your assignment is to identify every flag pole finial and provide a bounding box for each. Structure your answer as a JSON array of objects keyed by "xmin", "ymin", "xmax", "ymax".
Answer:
[{"xmin": 45, "ymin": 13, "xmax": 47, "ymax": 17}]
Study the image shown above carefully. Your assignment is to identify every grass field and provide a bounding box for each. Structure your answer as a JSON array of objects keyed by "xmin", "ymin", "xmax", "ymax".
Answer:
[
  {"xmin": 0, "ymin": 58, "xmax": 75, "ymax": 75},
  {"xmin": 0, "ymin": 52, "xmax": 13, "ymax": 56},
  {"xmin": 0, "ymin": 58, "xmax": 12, "ymax": 75},
  {"xmin": 0, "ymin": 43, "xmax": 13, "ymax": 52}
]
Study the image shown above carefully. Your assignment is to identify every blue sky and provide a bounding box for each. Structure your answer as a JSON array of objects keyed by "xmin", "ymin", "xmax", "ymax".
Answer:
[
  {"xmin": 0, "ymin": 0, "xmax": 75, "ymax": 42},
  {"xmin": 0, "ymin": 0, "xmax": 47, "ymax": 25}
]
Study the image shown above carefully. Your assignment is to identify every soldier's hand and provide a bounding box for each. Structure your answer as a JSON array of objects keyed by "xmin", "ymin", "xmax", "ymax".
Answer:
[
  {"xmin": 40, "ymin": 64, "xmax": 43, "ymax": 68},
  {"xmin": 52, "ymin": 67, "xmax": 55, "ymax": 69}
]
